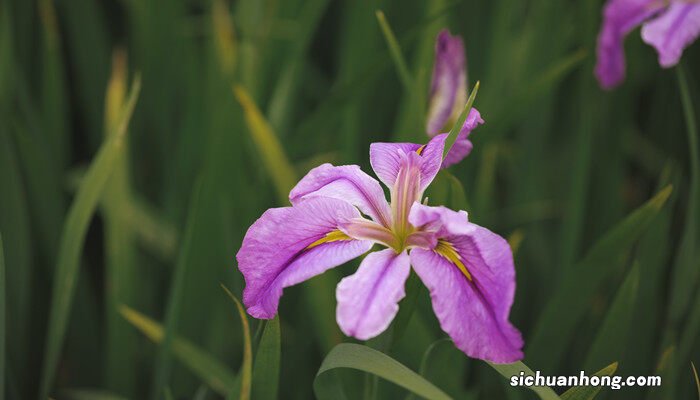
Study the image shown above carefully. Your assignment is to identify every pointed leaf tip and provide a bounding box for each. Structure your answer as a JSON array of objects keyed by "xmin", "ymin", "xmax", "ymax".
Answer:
[
  {"xmin": 443, "ymin": 81, "xmax": 480, "ymax": 160},
  {"xmin": 651, "ymin": 185, "xmax": 673, "ymax": 210}
]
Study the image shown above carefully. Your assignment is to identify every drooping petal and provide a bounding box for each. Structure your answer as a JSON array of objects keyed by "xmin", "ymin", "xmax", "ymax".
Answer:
[
  {"xmin": 426, "ymin": 29, "xmax": 467, "ymax": 136},
  {"xmin": 408, "ymin": 202, "xmax": 470, "ymax": 238},
  {"xmin": 641, "ymin": 2, "xmax": 700, "ymax": 67},
  {"xmin": 370, "ymin": 134, "xmax": 445, "ymax": 191},
  {"xmin": 440, "ymin": 108, "xmax": 485, "ymax": 168},
  {"xmin": 236, "ymin": 197, "xmax": 373, "ymax": 319},
  {"xmin": 289, "ymin": 163, "xmax": 392, "ymax": 227},
  {"xmin": 336, "ymin": 249, "xmax": 411, "ymax": 340},
  {"xmin": 594, "ymin": 0, "xmax": 666, "ymax": 89},
  {"xmin": 410, "ymin": 222, "xmax": 523, "ymax": 363}
]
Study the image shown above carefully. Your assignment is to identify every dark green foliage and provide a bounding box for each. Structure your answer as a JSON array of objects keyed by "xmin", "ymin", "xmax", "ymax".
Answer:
[{"xmin": 0, "ymin": 0, "xmax": 699, "ymax": 399}]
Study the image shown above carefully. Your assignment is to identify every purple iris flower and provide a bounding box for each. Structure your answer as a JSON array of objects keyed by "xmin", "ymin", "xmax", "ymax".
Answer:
[
  {"xmin": 236, "ymin": 133, "xmax": 524, "ymax": 363},
  {"xmin": 595, "ymin": 0, "xmax": 700, "ymax": 89},
  {"xmin": 426, "ymin": 29, "xmax": 484, "ymax": 168}
]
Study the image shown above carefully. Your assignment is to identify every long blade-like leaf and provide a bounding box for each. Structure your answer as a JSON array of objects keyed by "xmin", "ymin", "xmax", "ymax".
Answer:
[
  {"xmin": 692, "ymin": 362, "xmax": 700, "ymax": 399},
  {"xmin": 314, "ymin": 343, "xmax": 452, "ymax": 400},
  {"xmin": 560, "ymin": 362, "xmax": 618, "ymax": 400},
  {"xmin": 486, "ymin": 361, "xmax": 560, "ymax": 400},
  {"xmin": 120, "ymin": 306, "xmax": 237, "ymax": 396},
  {"xmin": 232, "ymin": 85, "xmax": 297, "ymax": 205},
  {"xmin": 0, "ymin": 233, "xmax": 5, "ymax": 398},
  {"xmin": 375, "ymin": 10, "xmax": 413, "ymax": 91},
  {"xmin": 584, "ymin": 264, "xmax": 639, "ymax": 370},
  {"xmin": 443, "ymin": 82, "xmax": 479, "ymax": 160},
  {"xmin": 39, "ymin": 76, "xmax": 141, "ymax": 400},
  {"xmin": 528, "ymin": 185, "xmax": 672, "ymax": 370},
  {"xmin": 252, "ymin": 318, "xmax": 281, "ymax": 400},
  {"xmin": 151, "ymin": 178, "xmax": 202, "ymax": 400},
  {"xmin": 222, "ymin": 285, "xmax": 252, "ymax": 400}
]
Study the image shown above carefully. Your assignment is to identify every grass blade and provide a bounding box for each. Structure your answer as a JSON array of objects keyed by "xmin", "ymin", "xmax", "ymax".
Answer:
[
  {"xmin": 102, "ymin": 49, "xmax": 139, "ymax": 394},
  {"xmin": 61, "ymin": 389, "xmax": 129, "ymax": 400},
  {"xmin": 584, "ymin": 264, "xmax": 639, "ymax": 371},
  {"xmin": 528, "ymin": 185, "xmax": 672, "ymax": 371},
  {"xmin": 560, "ymin": 362, "xmax": 618, "ymax": 400},
  {"xmin": 221, "ymin": 285, "xmax": 252, "ymax": 400},
  {"xmin": 486, "ymin": 360, "xmax": 560, "ymax": 400},
  {"xmin": 314, "ymin": 343, "xmax": 452, "ymax": 400},
  {"xmin": 151, "ymin": 178, "xmax": 202, "ymax": 400},
  {"xmin": 443, "ymin": 81, "xmax": 479, "ymax": 160},
  {"xmin": 0, "ymin": 233, "xmax": 5, "ymax": 398},
  {"xmin": 120, "ymin": 306, "xmax": 237, "ymax": 396},
  {"xmin": 233, "ymin": 85, "xmax": 297, "ymax": 205},
  {"xmin": 692, "ymin": 362, "xmax": 700, "ymax": 399},
  {"xmin": 667, "ymin": 62, "xmax": 700, "ymax": 342},
  {"xmin": 39, "ymin": 76, "xmax": 141, "ymax": 400},
  {"xmin": 375, "ymin": 10, "xmax": 413, "ymax": 92},
  {"xmin": 252, "ymin": 318, "xmax": 281, "ymax": 400}
]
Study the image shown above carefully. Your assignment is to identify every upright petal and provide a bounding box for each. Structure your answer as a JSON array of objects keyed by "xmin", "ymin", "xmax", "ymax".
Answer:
[
  {"xmin": 336, "ymin": 249, "xmax": 411, "ymax": 340},
  {"xmin": 289, "ymin": 163, "xmax": 392, "ymax": 227},
  {"xmin": 369, "ymin": 142, "xmax": 422, "ymax": 188},
  {"xmin": 410, "ymin": 221, "xmax": 523, "ymax": 363},
  {"xmin": 594, "ymin": 0, "xmax": 665, "ymax": 89},
  {"xmin": 370, "ymin": 134, "xmax": 445, "ymax": 191},
  {"xmin": 427, "ymin": 30, "xmax": 467, "ymax": 136},
  {"xmin": 641, "ymin": 2, "xmax": 700, "ymax": 67},
  {"xmin": 236, "ymin": 197, "xmax": 373, "ymax": 319}
]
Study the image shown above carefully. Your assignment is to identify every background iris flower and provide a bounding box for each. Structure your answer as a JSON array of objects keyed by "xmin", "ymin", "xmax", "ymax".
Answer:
[
  {"xmin": 595, "ymin": 0, "xmax": 700, "ymax": 88},
  {"xmin": 426, "ymin": 30, "xmax": 484, "ymax": 167}
]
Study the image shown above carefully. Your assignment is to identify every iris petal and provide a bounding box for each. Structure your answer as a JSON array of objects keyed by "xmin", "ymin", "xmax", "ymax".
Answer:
[
  {"xmin": 641, "ymin": 2, "xmax": 700, "ymax": 68},
  {"xmin": 594, "ymin": 0, "xmax": 665, "ymax": 89},
  {"xmin": 426, "ymin": 29, "xmax": 467, "ymax": 136},
  {"xmin": 410, "ymin": 220, "xmax": 523, "ymax": 363},
  {"xmin": 290, "ymin": 163, "xmax": 392, "ymax": 227},
  {"xmin": 336, "ymin": 249, "xmax": 411, "ymax": 340},
  {"xmin": 236, "ymin": 197, "xmax": 373, "ymax": 319}
]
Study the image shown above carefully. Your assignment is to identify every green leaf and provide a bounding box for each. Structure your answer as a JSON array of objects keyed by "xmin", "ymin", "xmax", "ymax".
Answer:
[
  {"xmin": 486, "ymin": 49, "xmax": 587, "ymax": 138},
  {"xmin": 409, "ymin": 339, "xmax": 473, "ymax": 400},
  {"xmin": 692, "ymin": 362, "xmax": 700, "ymax": 399},
  {"xmin": 252, "ymin": 318, "xmax": 281, "ymax": 400},
  {"xmin": 560, "ymin": 362, "xmax": 618, "ymax": 400},
  {"xmin": 222, "ymin": 285, "xmax": 252, "ymax": 400},
  {"xmin": 486, "ymin": 360, "xmax": 560, "ymax": 400},
  {"xmin": 375, "ymin": 10, "xmax": 413, "ymax": 92},
  {"xmin": 233, "ymin": 84, "xmax": 298, "ymax": 205},
  {"xmin": 671, "ymin": 62, "xmax": 700, "ymax": 308},
  {"xmin": 584, "ymin": 263, "xmax": 640, "ymax": 371},
  {"xmin": 61, "ymin": 389, "xmax": 129, "ymax": 400},
  {"xmin": 151, "ymin": 178, "xmax": 203, "ymax": 400},
  {"xmin": 390, "ymin": 271, "xmax": 423, "ymax": 348},
  {"xmin": 528, "ymin": 185, "xmax": 672, "ymax": 371},
  {"xmin": 0, "ymin": 233, "xmax": 5, "ymax": 398},
  {"xmin": 120, "ymin": 306, "xmax": 237, "ymax": 396},
  {"xmin": 426, "ymin": 170, "xmax": 469, "ymax": 212},
  {"xmin": 266, "ymin": 0, "xmax": 331, "ymax": 132},
  {"xmin": 39, "ymin": 76, "xmax": 141, "ymax": 400},
  {"xmin": 314, "ymin": 343, "xmax": 452, "ymax": 400},
  {"xmin": 443, "ymin": 81, "xmax": 479, "ymax": 160}
]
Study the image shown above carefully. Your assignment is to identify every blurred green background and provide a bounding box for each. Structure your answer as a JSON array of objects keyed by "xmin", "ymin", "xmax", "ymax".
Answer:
[{"xmin": 0, "ymin": 0, "xmax": 699, "ymax": 399}]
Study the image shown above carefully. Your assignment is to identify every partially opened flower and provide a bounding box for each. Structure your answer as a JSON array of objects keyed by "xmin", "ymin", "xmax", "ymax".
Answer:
[
  {"xmin": 236, "ymin": 133, "xmax": 524, "ymax": 363},
  {"xmin": 595, "ymin": 0, "xmax": 700, "ymax": 89},
  {"xmin": 426, "ymin": 29, "xmax": 484, "ymax": 167}
]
